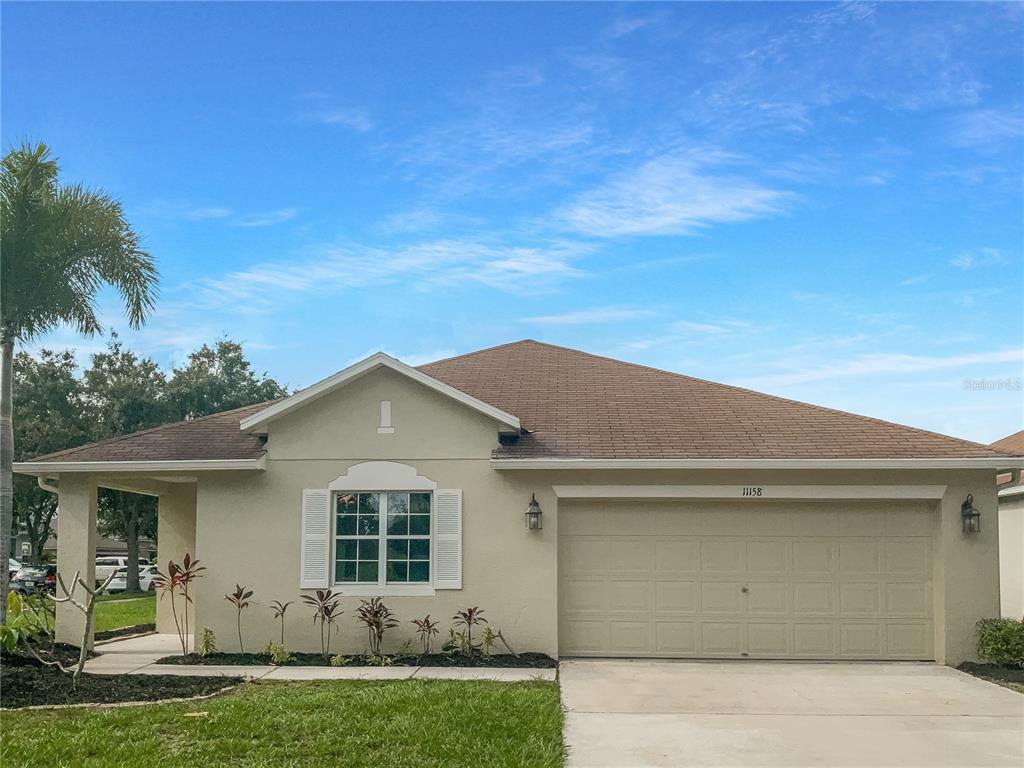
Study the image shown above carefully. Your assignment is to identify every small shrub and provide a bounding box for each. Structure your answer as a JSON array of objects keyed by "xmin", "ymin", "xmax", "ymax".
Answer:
[
  {"xmin": 442, "ymin": 627, "xmax": 470, "ymax": 655},
  {"xmin": 481, "ymin": 626, "xmax": 497, "ymax": 657},
  {"xmin": 265, "ymin": 641, "xmax": 293, "ymax": 665},
  {"xmin": 301, "ymin": 589, "xmax": 343, "ymax": 656},
  {"xmin": 225, "ymin": 584, "xmax": 253, "ymax": 652},
  {"xmin": 270, "ymin": 600, "xmax": 293, "ymax": 646},
  {"xmin": 198, "ymin": 627, "xmax": 217, "ymax": 657},
  {"xmin": 329, "ymin": 654, "xmax": 350, "ymax": 667},
  {"xmin": 364, "ymin": 653, "xmax": 393, "ymax": 667},
  {"xmin": 452, "ymin": 606, "xmax": 487, "ymax": 656},
  {"xmin": 355, "ymin": 597, "xmax": 399, "ymax": 657},
  {"xmin": 976, "ymin": 618, "xmax": 1024, "ymax": 667},
  {"xmin": 412, "ymin": 614, "xmax": 440, "ymax": 656},
  {"xmin": 152, "ymin": 553, "xmax": 205, "ymax": 657}
]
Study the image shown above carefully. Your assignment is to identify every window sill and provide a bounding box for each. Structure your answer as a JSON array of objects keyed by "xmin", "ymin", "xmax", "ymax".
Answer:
[{"xmin": 328, "ymin": 584, "xmax": 436, "ymax": 597}]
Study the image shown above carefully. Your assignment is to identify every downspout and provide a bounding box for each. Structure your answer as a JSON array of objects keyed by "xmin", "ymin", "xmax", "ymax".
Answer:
[{"xmin": 37, "ymin": 475, "xmax": 59, "ymax": 494}]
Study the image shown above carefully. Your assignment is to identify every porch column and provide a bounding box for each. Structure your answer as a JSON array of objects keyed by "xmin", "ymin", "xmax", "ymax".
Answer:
[
  {"xmin": 156, "ymin": 483, "xmax": 197, "ymax": 639},
  {"xmin": 54, "ymin": 475, "xmax": 98, "ymax": 648}
]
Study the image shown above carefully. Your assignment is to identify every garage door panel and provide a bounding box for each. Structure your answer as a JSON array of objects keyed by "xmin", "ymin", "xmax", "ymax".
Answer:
[
  {"xmin": 701, "ymin": 540, "xmax": 744, "ymax": 571},
  {"xmin": 702, "ymin": 581, "xmax": 744, "ymax": 613},
  {"xmin": 839, "ymin": 623, "xmax": 883, "ymax": 655},
  {"xmin": 559, "ymin": 501, "xmax": 934, "ymax": 660},
  {"xmin": 701, "ymin": 622, "xmax": 744, "ymax": 655},
  {"xmin": 747, "ymin": 541, "xmax": 788, "ymax": 573},
  {"xmin": 793, "ymin": 582, "xmax": 834, "ymax": 614},
  {"xmin": 839, "ymin": 583, "xmax": 882, "ymax": 615},
  {"xmin": 608, "ymin": 580, "xmax": 652, "ymax": 611},
  {"xmin": 655, "ymin": 580, "xmax": 698, "ymax": 612},
  {"xmin": 886, "ymin": 541, "xmax": 930, "ymax": 574},
  {"xmin": 747, "ymin": 622, "xmax": 789, "ymax": 655},
  {"xmin": 609, "ymin": 621, "xmax": 651, "ymax": 653},
  {"xmin": 656, "ymin": 622, "xmax": 698, "ymax": 653},
  {"xmin": 654, "ymin": 539, "xmax": 699, "ymax": 573},
  {"xmin": 747, "ymin": 582, "xmax": 788, "ymax": 614},
  {"xmin": 794, "ymin": 623, "xmax": 836, "ymax": 655}
]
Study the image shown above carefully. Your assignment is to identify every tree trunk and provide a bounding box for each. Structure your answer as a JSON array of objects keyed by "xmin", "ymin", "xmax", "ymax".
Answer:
[
  {"xmin": 126, "ymin": 496, "xmax": 140, "ymax": 593},
  {"xmin": 0, "ymin": 337, "xmax": 15, "ymax": 624}
]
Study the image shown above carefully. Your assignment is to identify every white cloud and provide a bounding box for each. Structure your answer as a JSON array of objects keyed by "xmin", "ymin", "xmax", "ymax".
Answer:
[
  {"xmin": 950, "ymin": 108, "xmax": 1023, "ymax": 147},
  {"xmin": 185, "ymin": 206, "xmax": 233, "ymax": 221},
  {"xmin": 557, "ymin": 151, "xmax": 788, "ymax": 237},
  {"xmin": 233, "ymin": 208, "xmax": 299, "ymax": 228},
  {"xmin": 950, "ymin": 247, "xmax": 1008, "ymax": 270},
  {"xmin": 671, "ymin": 320, "xmax": 747, "ymax": 335},
  {"xmin": 196, "ymin": 238, "xmax": 590, "ymax": 309},
  {"xmin": 525, "ymin": 307, "xmax": 653, "ymax": 326},
  {"xmin": 738, "ymin": 348, "xmax": 1024, "ymax": 389},
  {"xmin": 305, "ymin": 107, "xmax": 375, "ymax": 132}
]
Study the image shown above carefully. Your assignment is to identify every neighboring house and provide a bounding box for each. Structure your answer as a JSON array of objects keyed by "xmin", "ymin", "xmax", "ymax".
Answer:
[
  {"xmin": 14, "ymin": 340, "xmax": 1022, "ymax": 665},
  {"xmin": 991, "ymin": 429, "xmax": 1024, "ymax": 619},
  {"xmin": 12, "ymin": 527, "xmax": 155, "ymax": 563}
]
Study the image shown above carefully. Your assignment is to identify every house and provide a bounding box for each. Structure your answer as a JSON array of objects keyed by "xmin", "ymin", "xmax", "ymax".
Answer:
[
  {"xmin": 14, "ymin": 340, "xmax": 1022, "ymax": 664},
  {"xmin": 992, "ymin": 430, "xmax": 1024, "ymax": 619}
]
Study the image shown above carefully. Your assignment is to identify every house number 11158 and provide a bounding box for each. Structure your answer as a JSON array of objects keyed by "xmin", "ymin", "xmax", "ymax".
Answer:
[{"xmin": 741, "ymin": 486, "xmax": 763, "ymax": 497}]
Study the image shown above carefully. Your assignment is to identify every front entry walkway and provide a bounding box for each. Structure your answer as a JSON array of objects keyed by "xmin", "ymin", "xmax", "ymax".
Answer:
[
  {"xmin": 560, "ymin": 659, "xmax": 1024, "ymax": 768},
  {"xmin": 84, "ymin": 634, "xmax": 556, "ymax": 681}
]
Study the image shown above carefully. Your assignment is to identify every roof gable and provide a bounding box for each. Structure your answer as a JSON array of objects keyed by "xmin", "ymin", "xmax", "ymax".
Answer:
[{"xmin": 239, "ymin": 352, "xmax": 521, "ymax": 434}]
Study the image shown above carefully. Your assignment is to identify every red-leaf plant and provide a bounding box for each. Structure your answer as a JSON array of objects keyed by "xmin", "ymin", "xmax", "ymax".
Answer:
[
  {"xmin": 270, "ymin": 600, "xmax": 293, "ymax": 646},
  {"xmin": 301, "ymin": 589, "xmax": 343, "ymax": 656},
  {"xmin": 355, "ymin": 597, "xmax": 399, "ymax": 658},
  {"xmin": 225, "ymin": 584, "xmax": 253, "ymax": 653},
  {"xmin": 452, "ymin": 607, "xmax": 487, "ymax": 656},
  {"xmin": 152, "ymin": 554, "xmax": 206, "ymax": 656},
  {"xmin": 411, "ymin": 615, "xmax": 440, "ymax": 656}
]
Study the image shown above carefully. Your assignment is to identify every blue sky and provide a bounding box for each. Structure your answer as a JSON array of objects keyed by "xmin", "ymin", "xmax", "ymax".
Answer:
[{"xmin": 3, "ymin": 2, "xmax": 1022, "ymax": 444}]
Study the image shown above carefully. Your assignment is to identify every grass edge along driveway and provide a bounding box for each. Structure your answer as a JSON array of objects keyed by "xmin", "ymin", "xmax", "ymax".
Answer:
[
  {"xmin": 93, "ymin": 594, "xmax": 155, "ymax": 633},
  {"xmin": 1, "ymin": 678, "xmax": 565, "ymax": 768}
]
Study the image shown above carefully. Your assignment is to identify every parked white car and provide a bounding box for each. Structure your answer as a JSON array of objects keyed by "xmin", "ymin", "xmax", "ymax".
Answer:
[
  {"xmin": 95, "ymin": 556, "xmax": 150, "ymax": 585},
  {"xmin": 105, "ymin": 564, "xmax": 159, "ymax": 594}
]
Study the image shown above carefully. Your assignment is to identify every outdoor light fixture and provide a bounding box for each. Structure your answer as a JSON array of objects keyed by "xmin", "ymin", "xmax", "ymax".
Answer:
[
  {"xmin": 961, "ymin": 494, "xmax": 981, "ymax": 535},
  {"xmin": 526, "ymin": 493, "xmax": 543, "ymax": 531}
]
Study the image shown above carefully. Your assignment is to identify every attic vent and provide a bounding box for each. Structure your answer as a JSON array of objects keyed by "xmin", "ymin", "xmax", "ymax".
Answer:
[{"xmin": 377, "ymin": 400, "xmax": 395, "ymax": 434}]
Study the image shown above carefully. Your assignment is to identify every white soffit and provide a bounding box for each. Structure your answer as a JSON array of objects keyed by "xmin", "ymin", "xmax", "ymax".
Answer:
[{"xmin": 240, "ymin": 352, "xmax": 520, "ymax": 434}]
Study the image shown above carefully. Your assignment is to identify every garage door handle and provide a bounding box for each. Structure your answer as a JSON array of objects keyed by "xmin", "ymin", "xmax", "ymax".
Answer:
[{"xmin": 741, "ymin": 586, "xmax": 749, "ymax": 593}]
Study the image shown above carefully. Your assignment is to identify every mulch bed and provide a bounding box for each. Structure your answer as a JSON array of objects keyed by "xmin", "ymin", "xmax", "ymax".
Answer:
[
  {"xmin": 958, "ymin": 662, "xmax": 1024, "ymax": 685},
  {"xmin": 157, "ymin": 651, "xmax": 558, "ymax": 668},
  {"xmin": 1, "ymin": 648, "xmax": 239, "ymax": 709},
  {"xmin": 95, "ymin": 623, "xmax": 156, "ymax": 641}
]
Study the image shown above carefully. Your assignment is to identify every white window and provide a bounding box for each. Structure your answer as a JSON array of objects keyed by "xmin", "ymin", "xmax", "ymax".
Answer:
[{"xmin": 333, "ymin": 491, "xmax": 431, "ymax": 586}]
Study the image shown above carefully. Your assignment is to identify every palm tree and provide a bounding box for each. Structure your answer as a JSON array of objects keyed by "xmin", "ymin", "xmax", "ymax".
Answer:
[{"xmin": 0, "ymin": 142, "xmax": 158, "ymax": 621}]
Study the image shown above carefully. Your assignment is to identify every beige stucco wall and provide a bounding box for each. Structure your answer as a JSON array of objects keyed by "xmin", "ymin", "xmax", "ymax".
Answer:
[
  {"xmin": 998, "ymin": 494, "xmax": 1024, "ymax": 619},
  {"xmin": 155, "ymin": 366, "xmax": 1001, "ymax": 665},
  {"xmin": 53, "ymin": 475, "xmax": 99, "ymax": 647},
  {"xmin": 155, "ymin": 484, "xmax": 198, "ymax": 637}
]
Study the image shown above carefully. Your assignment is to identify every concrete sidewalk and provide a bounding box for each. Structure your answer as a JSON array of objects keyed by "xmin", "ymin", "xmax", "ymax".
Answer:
[{"xmin": 85, "ymin": 634, "xmax": 556, "ymax": 681}]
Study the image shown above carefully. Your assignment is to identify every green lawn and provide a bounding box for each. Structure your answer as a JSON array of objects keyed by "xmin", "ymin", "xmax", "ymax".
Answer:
[
  {"xmin": 0, "ymin": 679, "xmax": 565, "ymax": 768},
  {"xmin": 92, "ymin": 594, "xmax": 155, "ymax": 633}
]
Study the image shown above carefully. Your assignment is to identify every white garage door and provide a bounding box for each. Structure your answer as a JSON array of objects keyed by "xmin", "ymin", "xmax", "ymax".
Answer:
[{"xmin": 559, "ymin": 500, "xmax": 935, "ymax": 660}]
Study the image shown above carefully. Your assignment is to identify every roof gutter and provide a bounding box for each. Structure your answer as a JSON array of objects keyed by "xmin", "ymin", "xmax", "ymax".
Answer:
[
  {"xmin": 14, "ymin": 457, "xmax": 267, "ymax": 475},
  {"xmin": 490, "ymin": 457, "xmax": 1024, "ymax": 470}
]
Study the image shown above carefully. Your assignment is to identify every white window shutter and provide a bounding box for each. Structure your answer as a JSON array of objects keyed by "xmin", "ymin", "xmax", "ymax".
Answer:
[
  {"xmin": 299, "ymin": 489, "xmax": 330, "ymax": 589},
  {"xmin": 433, "ymin": 489, "xmax": 462, "ymax": 589}
]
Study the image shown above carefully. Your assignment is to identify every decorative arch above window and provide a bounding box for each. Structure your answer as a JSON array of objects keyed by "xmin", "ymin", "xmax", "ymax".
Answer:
[{"xmin": 327, "ymin": 461, "xmax": 438, "ymax": 492}]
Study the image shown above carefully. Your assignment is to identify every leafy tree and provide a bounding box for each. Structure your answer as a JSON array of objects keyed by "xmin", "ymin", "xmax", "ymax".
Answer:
[
  {"xmin": 84, "ymin": 336, "xmax": 167, "ymax": 592},
  {"xmin": 0, "ymin": 142, "xmax": 157, "ymax": 620},
  {"xmin": 167, "ymin": 339, "xmax": 286, "ymax": 420},
  {"xmin": 12, "ymin": 351, "xmax": 89, "ymax": 563}
]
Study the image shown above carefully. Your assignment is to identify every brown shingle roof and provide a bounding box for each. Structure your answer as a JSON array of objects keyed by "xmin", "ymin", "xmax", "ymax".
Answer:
[
  {"xmin": 419, "ymin": 340, "xmax": 1006, "ymax": 460},
  {"xmin": 26, "ymin": 401, "xmax": 274, "ymax": 463},
  {"xmin": 22, "ymin": 340, "xmax": 1011, "ymax": 465},
  {"xmin": 990, "ymin": 430, "xmax": 1024, "ymax": 456}
]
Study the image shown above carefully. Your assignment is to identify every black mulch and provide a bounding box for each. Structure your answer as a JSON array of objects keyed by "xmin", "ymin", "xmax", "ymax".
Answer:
[
  {"xmin": 156, "ymin": 651, "xmax": 558, "ymax": 668},
  {"xmin": 1, "ymin": 649, "xmax": 240, "ymax": 709},
  {"xmin": 958, "ymin": 662, "xmax": 1024, "ymax": 685},
  {"xmin": 95, "ymin": 623, "xmax": 156, "ymax": 641}
]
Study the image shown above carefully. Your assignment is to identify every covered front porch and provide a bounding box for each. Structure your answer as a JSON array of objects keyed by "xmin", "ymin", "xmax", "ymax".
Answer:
[{"xmin": 31, "ymin": 472, "xmax": 199, "ymax": 648}]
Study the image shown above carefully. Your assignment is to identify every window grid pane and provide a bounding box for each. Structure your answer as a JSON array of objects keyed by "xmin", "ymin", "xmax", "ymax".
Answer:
[
  {"xmin": 385, "ymin": 492, "xmax": 430, "ymax": 584},
  {"xmin": 336, "ymin": 492, "xmax": 431, "ymax": 586},
  {"xmin": 335, "ymin": 492, "xmax": 381, "ymax": 583}
]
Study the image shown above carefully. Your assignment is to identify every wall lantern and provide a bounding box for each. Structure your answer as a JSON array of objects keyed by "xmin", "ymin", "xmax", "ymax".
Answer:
[
  {"xmin": 960, "ymin": 494, "xmax": 981, "ymax": 535},
  {"xmin": 525, "ymin": 493, "xmax": 543, "ymax": 531}
]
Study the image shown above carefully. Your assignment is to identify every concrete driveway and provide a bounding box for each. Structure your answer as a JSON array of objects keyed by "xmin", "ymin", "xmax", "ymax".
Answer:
[{"xmin": 560, "ymin": 660, "xmax": 1024, "ymax": 767}]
